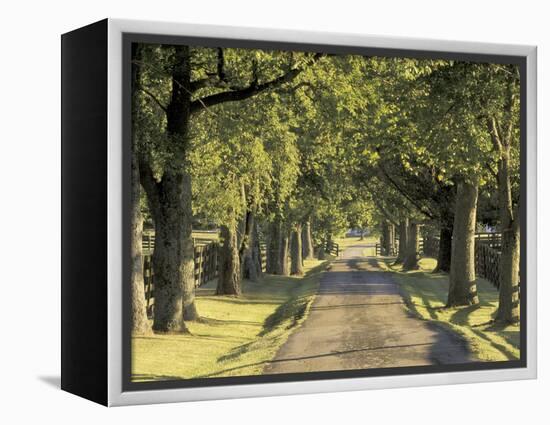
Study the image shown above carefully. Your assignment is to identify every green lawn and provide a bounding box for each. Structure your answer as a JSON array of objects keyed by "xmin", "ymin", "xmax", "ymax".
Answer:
[
  {"xmin": 377, "ymin": 257, "xmax": 520, "ymax": 361},
  {"xmin": 132, "ymin": 259, "xmax": 327, "ymax": 381}
]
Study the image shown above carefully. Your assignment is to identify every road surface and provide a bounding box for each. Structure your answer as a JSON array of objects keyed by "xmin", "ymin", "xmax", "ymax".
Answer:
[{"xmin": 264, "ymin": 244, "xmax": 473, "ymax": 374}]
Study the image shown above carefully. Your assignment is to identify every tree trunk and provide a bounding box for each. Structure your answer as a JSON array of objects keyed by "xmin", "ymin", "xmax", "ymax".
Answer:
[
  {"xmin": 434, "ymin": 222, "xmax": 453, "ymax": 273},
  {"xmin": 381, "ymin": 221, "xmax": 391, "ymax": 255},
  {"xmin": 403, "ymin": 222, "xmax": 420, "ymax": 270},
  {"xmin": 278, "ymin": 224, "xmax": 291, "ymax": 276},
  {"xmin": 130, "ymin": 155, "xmax": 150, "ymax": 334},
  {"xmin": 389, "ymin": 223, "xmax": 396, "ymax": 255},
  {"xmin": 145, "ymin": 172, "xmax": 196, "ymax": 331},
  {"xmin": 394, "ymin": 218, "xmax": 409, "ymax": 264},
  {"xmin": 495, "ymin": 150, "xmax": 520, "ymax": 323},
  {"xmin": 291, "ymin": 223, "xmax": 304, "ymax": 276},
  {"xmin": 217, "ymin": 221, "xmax": 242, "ymax": 296},
  {"xmin": 302, "ymin": 220, "xmax": 315, "ymax": 260},
  {"xmin": 130, "ymin": 43, "xmax": 150, "ymax": 334},
  {"xmin": 360, "ymin": 228, "xmax": 365, "ymax": 240},
  {"xmin": 266, "ymin": 220, "xmax": 281, "ymax": 274},
  {"xmin": 251, "ymin": 222, "xmax": 263, "ymax": 278},
  {"xmin": 447, "ymin": 180, "xmax": 479, "ymax": 307},
  {"xmin": 434, "ymin": 187, "xmax": 455, "ymax": 273},
  {"xmin": 240, "ymin": 209, "xmax": 259, "ymax": 281},
  {"xmin": 139, "ymin": 45, "xmax": 198, "ymax": 330}
]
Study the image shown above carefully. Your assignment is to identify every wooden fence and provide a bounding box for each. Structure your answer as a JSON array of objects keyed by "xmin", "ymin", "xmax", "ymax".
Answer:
[
  {"xmin": 143, "ymin": 235, "xmax": 268, "ymax": 317},
  {"xmin": 419, "ymin": 232, "xmax": 504, "ymax": 289},
  {"xmin": 375, "ymin": 241, "xmax": 398, "ymax": 256},
  {"xmin": 371, "ymin": 232, "xmax": 506, "ymax": 289},
  {"xmin": 142, "ymin": 242, "xmax": 220, "ymax": 315},
  {"xmin": 325, "ymin": 240, "xmax": 340, "ymax": 257},
  {"xmin": 259, "ymin": 243, "xmax": 267, "ymax": 273},
  {"xmin": 422, "ymin": 236, "xmax": 439, "ymax": 257},
  {"xmin": 474, "ymin": 242, "xmax": 501, "ymax": 289},
  {"xmin": 420, "ymin": 232, "xmax": 502, "ymax": 258},
  {"xmin": 142, "ymin": 242, "xmax": 223, "ymax": 287},
  {"xmin": 474, "ymin": 232, "xmax": 502, "ymax": 250}
]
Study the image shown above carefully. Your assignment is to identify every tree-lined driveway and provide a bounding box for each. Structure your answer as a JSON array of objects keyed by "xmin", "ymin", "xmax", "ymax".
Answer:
[{"xmin": 264, "ymin": 244, "xmax": 473, "ymax": 374}]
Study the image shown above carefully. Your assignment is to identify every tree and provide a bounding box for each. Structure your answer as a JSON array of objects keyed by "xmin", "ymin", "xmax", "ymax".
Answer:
[
  {"xmin": 447, "ymin": 179, "xmax": 479, "ymax": 305},
  {"xmin": 134, "ymin": 45, "xmax": 319, "ymax": 328},
  {"xmin": 395, "ymin": 218, "xmax": 409, "ymax": 264},
  {"xmin": 130, "ymin": 44, "xmax": 151, "ymax": 334},
  {"xmin": 302, "ymin": 220, "xmax": 315, "ymax": 260},
  {"xmin": 403, "ymin": 221, "xmax": 420, "ymax": 271},
  {"xmin": 426, "ymin": 62, "xmax": 520, "ymax": 310},
  {"xmin": 290, "ymin": 223, "xmax": 304, "ymax": 275},
  {"xmin": 484, "ymin": 66, "xmax": 520, "ymax": 323}
]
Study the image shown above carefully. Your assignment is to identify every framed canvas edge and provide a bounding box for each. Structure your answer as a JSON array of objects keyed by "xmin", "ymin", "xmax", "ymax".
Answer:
[{"xmin": 106, "ymin": 18, "xmax": 537, "ymax": 407}]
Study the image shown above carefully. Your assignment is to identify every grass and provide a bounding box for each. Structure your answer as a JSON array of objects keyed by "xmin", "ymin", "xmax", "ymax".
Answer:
[
  {"xmin": 376, "ymin": 257, "xmax": 520, "ymax": 362},
  {"xmin": 132, "ymin": 259, "xmax": 328, "ymax": 382}
]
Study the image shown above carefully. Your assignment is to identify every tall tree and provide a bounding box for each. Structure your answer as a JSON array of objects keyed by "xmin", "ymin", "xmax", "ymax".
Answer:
[
  {"xmin": 136, "ymin": 45, "xmax": 318, "ymax": 327},
  {"xmin": 484, "ymin": 67, "xmax": 520, "ymax": 323},
  {"xmin": 447, "ymin": 179, "xmax": 479, "ymax": 306},
  {"xmin": 290, "ymin": 223, "xmax": 304, "ymax": 275},
  {"xmin": 130, "ymin": 44, "xmax": 151, "ymax": 334}
]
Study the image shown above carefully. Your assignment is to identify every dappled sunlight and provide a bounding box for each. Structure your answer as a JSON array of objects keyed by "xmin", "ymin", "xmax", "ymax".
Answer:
[
  {"xmin": 373, "ymin": 255, "xmax": 520, "ymax": 362},
  {"xmin": 132, "ymin": 259, "xmax": 327, "ymax": 381}
]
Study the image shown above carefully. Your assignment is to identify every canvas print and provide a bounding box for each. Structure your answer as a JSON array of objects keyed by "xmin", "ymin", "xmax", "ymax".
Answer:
[{"xmin": 128, "ymin": 41, "xmax": 521, "ymax": 384}]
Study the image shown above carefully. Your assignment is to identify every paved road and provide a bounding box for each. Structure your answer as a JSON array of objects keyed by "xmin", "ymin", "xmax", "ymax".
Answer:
[{"xmin": 264, "ymin": 244, "xmax": 473, "ymax": 374}]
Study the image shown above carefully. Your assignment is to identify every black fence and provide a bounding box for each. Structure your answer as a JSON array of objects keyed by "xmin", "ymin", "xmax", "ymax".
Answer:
[
  {"xmin": 372, "ymin": 232, "xmax": 506, "ymax": 289},
  {"xmin": 325, "ymin": 240, "xmax": 340, "ymax": 257}
]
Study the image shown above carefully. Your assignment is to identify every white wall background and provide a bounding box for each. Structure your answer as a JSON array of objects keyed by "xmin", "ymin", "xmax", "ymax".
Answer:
[{"xmin": 0, "ymin": 0, "xmax": 546, "ymax": 422}]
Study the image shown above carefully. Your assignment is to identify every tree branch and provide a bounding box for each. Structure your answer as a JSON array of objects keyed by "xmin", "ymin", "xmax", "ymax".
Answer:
[
  {"xmin": 140, "ymin": 87, "xmax": 167, "ymax": 113},
  {"xmin": 377, "ymin": 164, "xmax": 435, "ymax": 219},
  {"xmin": 487, "ymin": 116, "xmax": 503, "ymax": 152},
  {"xmin": 372, "ymin": 198, "xmax": 400, "ymax": 226},
  {"xmin": 138, "ymin": 153, "xmax": 162, "ymax": 222},
  {"xmin": 484, "ymin": 160, "xmax": 499, "ymax": 180},
  {"xmin": 190, "ymin": 53, "xmax": 322, "ymax": 114}
]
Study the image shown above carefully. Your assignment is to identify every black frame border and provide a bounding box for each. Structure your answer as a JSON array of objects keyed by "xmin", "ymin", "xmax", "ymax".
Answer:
[{"xmin": 121, "ymin": 32, "xmax": 528, "ymax": 393}]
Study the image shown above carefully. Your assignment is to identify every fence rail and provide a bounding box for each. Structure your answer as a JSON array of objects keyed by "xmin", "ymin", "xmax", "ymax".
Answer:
[
  {"xmin": 372, "ymin": 232, "xmax": 506, "ymax": 290},
  {"xmin": 420, "ymin": 232, "xmax": 502, "ymax": 259},
  {"xmin": 422, "ymin": 236, "xmax": 438, "ymax": 257},
  {"xmin": 474, "ymin": 242, "xmax": 502, "ymax": 289},
  {"xmin": 259, "ymin": 243, "xmax": 267, "ymax": 273},
  {"xmin": 325, "ymin": 240, "xmax": 340, "ymax": 257},
  {"xmin": 142, "ymin": 232, "xmax": 220, "ymax": 318},
  {"xmin": 143, "ymin": 234, "xmax": 268, "ymax": 318},
  {"xmin": 142, "ymin": 231, "xmax": 216, "ymax": 255},
  {"xmin": 419, "ymin": 232, "xmax": 505, "ymax": 289}
]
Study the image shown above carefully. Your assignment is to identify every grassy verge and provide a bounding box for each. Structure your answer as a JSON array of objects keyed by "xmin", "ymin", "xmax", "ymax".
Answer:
[
  {"xmin": 377, "ymin": 257, "xmax": 520, "ymax": 362},
  {"xmin": 132, "ymin": 259, "xmax": 328, "ymax": 381}
]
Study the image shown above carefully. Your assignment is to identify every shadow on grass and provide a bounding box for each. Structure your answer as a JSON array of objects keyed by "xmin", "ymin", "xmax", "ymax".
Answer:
[
  {"xmin": 199, "ymin": 317, "xmax": 263, "ymax": 326},
  {"xmin": 215, "ymin": 261, "xmax": 330, "ymax": 364},
  {"xmin": 469, "ymin": 328, "xmax": 518, "ymax": 360},
  {"xmin": 132, "ymin": 373, "xmax": 187, "ymax": 382}
]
